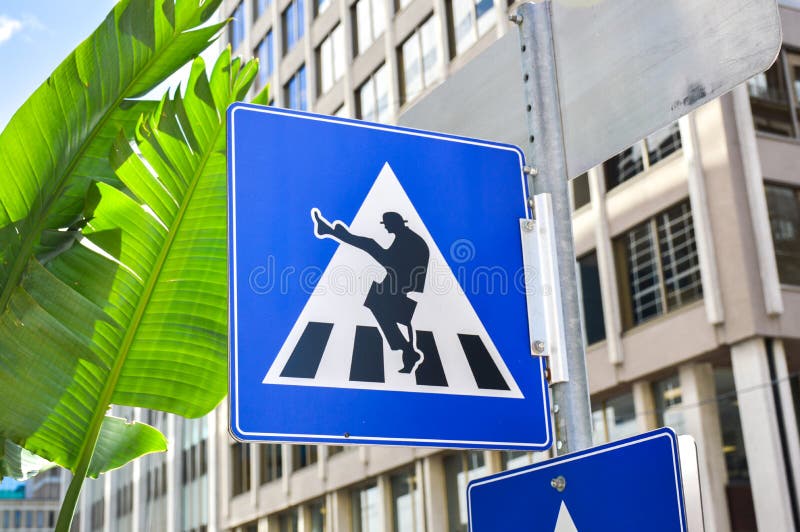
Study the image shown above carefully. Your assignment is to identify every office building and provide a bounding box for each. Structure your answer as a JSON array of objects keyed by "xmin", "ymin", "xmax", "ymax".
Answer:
[{"xmin": 69, "ymin": 1, "xmax": 800, "ymax": 531}]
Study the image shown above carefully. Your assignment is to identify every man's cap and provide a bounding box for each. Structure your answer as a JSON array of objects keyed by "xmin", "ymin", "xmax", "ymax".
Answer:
[{"xmin": 380, "ymin": 212, "xmax": 408, "ymax": 225}]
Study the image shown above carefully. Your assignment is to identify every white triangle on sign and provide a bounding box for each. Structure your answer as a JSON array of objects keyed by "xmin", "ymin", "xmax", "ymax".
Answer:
[
  {"xmin": 554, "ymin": 501, "xmax": 579, "ymax": 532},
  {"xmin": 262, "ymin": 162, "xmax": 523, "ymax": 398}
]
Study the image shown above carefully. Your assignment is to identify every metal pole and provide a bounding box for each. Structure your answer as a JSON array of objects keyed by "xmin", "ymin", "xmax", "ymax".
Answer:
[{"xmin": 513, "ymin": 1, "xmax": 593, "ymax": 455}]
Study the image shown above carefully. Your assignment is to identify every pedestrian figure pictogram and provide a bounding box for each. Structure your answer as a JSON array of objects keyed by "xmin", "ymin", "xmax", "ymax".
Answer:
[
  {"xmin": 262, "ymin": 163, "xmax": 522, "ymax": 398},
  {"xmin": 312, "ymin": 208, "xmax": 429, "ymax": 374}
]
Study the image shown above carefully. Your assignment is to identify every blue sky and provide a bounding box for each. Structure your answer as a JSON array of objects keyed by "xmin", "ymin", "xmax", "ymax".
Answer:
[
  {"xmin": 0, "ymin": 1, "xmax": 224, "ymax": 131},
  {"xmin": 0, "ymin": 0, "xmax": 119, "ymax": 129}
]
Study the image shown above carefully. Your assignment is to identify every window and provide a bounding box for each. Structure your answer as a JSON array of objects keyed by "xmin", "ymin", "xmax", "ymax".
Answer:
[
  {"xmin": 399, "ymin": 16, "xmax": 440, "ymax": 104},
  {"xmin": 353, "ymin": 0, "xmax": 386, "ymax": 55},
  {"xmin": 253, "ymin": 0, "xmax": 270, "ymax": 20},
  {"xmin": 748, "ymin": 48, "xmax": 800, "ymax": 137},
  {"xmin": 90, "ymin": 500, "xmax": 104, "ymax": 531},
  {"xmin": 259, "ymin": 444, "xmax": 283, "ymax": 484},
  {"xmin": 500, "ymin": 451, "xmax": 530, "ymax": 470},
  {"xmin": 448, "ymin": 0, "xmax": 495, "ymax": 57},
  {"xmin": 309, "ymin": 499, "xmax": 326, "ymax": 532},
  {"xmin": 115, "ymin": 481, "xmax": 133, "ymax": 517},
  {"xmin": 255, "ymin": 31, "xmax": 274, "ymax": 89},
  {"xmin": 278, "ymin": 508, "xmax": 300, "ymax": 532},
  {"xmin": 282, "ymin": 0, "xmax": 305, "ymax": 53},
  {"xmin": 352, "ymin": 482, "xmax": 380, "ymax": 532},
  {"xmin": 357, "ymin": 63, "xmax": 390, "ymax": 123},
  {"xmin": 714, "ymin": 367, "xmax": 750, "ymax": 482},
  {"xmin": 653, "ymin": 374, "xmax": 685, "ymax": 435},
  {"xmin": 229, "ymin": 2, "xmax": 246, "ymax": 51},
  {"xmin": 231, "ymin": 442, "xmax": 251, "ymax": 496},
  {"xmin": 391, "ymin": 469, "xmax": 424, "ymax": 532},
  {"xmin": 285, "ymin": 66, "xmax": 307, "ymax": 110},
  {"xmin": 614, "ymin": 200, "xmax": 703, "ymax": 329},
  {"xmin": 316, "ymin": 0, "xmax": 331, "ymax": 16},
  {"xmin": 765, "ymin": 183, "xmax": 800, "ymax": 285},
  {"xmin": 592, "ymin": 391, "xmax": 637, "ymax": 444},
  {"xmin": 604, "ymin": 122, "xmax": 682, "ymax": 190},
  {"xmin": 444, "ymin": 452, "xmax": 487, "ymax": 532},
  {"xmin": 292, "ymin": 444, "xmax": 318, "ymax": 469},
  {"xmin": 318, "ymin": 25, "xmax": 346, "ymax": 94},
  {"xmin": 571, "ymin": 172, "xmax": 590, "ymax": 211},
  {"xmin": 327, "ymin": 445, "xmax": 345, "ymax": 456},
  {"xmin": 578, "ymin": 251, "xmax": 606, "ymax": 345}
]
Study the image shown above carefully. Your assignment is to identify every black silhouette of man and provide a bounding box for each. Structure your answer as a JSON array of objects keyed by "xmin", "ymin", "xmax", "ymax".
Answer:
[{"xmin": 312, "ymin": 209, "xmax": 430, "ymax": 373}]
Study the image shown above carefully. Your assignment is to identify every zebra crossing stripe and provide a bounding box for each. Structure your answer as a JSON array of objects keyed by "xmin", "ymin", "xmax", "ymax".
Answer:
[
  {"xmin": 458, "ymin": 334, "xmax": 511, "ymax": 391},
  {"xmin": 279, "ymin": 322, "xmax": 333, "ymax": 379},
  {"xmin": 349, "ymin": 326, "xmax": 385, "ymax": 383},
  {"xmin": 274, "ymin": 321, "xmax": 511, "ymax": 391},
  {"xmin": 414, "ymin": 331, "xmax": 448, "ymax": 387}
]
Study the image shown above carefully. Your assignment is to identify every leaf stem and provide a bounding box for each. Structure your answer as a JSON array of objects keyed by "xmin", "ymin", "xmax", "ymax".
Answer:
[{"xmin": 55, "ymin": 433, "xmax": 98, "ymax": 532}]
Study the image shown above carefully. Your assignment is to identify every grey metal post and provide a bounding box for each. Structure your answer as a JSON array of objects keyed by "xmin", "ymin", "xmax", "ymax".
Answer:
[{"xmin": 513, "ymin": 1, "xmax": 593, "ymax": 454}]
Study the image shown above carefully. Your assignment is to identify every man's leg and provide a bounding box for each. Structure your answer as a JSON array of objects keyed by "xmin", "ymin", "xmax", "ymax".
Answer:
[
  {"xmin": 373, "ymin": 313, "xmax": 410, "ymax": 351},
  {"xmin": 372, "ymin": 313, "xmax": 421, "ymax": 373}
]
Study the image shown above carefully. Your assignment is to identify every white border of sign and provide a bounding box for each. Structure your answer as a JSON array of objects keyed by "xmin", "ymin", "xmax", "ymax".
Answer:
[{"xmin": 229, "ymin": 104, "xmax": 553, "ymax": 448}]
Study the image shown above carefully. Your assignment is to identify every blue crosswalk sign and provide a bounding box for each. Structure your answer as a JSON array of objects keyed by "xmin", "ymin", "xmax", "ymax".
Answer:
[
  {"xmin": 228, "ymin": 104, "xmax": 552, "ymax": 449},
  {"xmin": 468, "ymin": 428, "xmax": 688, "ymax": 531}
]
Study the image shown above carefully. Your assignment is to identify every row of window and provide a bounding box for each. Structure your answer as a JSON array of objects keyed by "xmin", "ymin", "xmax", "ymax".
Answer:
[
  {"xmin": 591, "ymin": 366, "xmax": 750, "ymax": 484},
  {"xmin": 181, "ymin": 439, "xmax": 209, "ymax": 485},
  {"xmin": 577, "ymin": 179, "xmax": 800, "ymax": 347},
  {"xmin": 239, "ymin": 0, "xmax": 497, "ymax": 109},
  {"xmin": 1, "ymin": 510, "xmax": 56, "ymax": 530},
  {"xmin": 275, "ymin": 12, "xmax": 439, "ymax": 113},
  {"xmin": 577, "ymin": 198, "xmax": 704, "ymax": 346},
  {"xmin": 233, "ymin": 450, "xmax": 530, "ymax": 532},
  {"xmin": 748, "ymin": 47, "xmax": 800, "ymax": 139}
]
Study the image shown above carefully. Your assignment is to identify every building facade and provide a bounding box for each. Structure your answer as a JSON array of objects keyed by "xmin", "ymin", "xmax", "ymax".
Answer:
[
  {"xmin": 69, "ymin": 0, "xmax": 800, "ymax": 531},
  {"xmin": 0, "ymin": 469, "xmax": 66, "ymax": 531}
]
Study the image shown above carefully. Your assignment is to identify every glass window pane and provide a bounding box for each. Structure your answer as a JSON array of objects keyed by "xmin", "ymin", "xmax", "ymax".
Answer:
[
  {"xmin": 500, "ymin": 451, "xmax": 530, "ymax": 470},
  {"xmin": 765, "ymin": 184, "xmax": 800, "ymax": 285},
  {"xmin": 375, "ymin": 64, "xmax": 390, "ymax": 122},
  {"xmin": 391, "ymin": 470, "xmax": 424, "ymax": 532},
  {"xmin": 475, "ymin": 0, "xmax": 495, "ymax": 37},
  {"xmin": 320, "ymin": 34, "xmax": 334, "ymax": 93},
  {"xmin": 309, "ymin": 499, "xmax": 326, "ymax": 532},
  {"xmin": 444, "ymin": 452, "xmax": 486, "ymax": 532},
  {"xmin": 657, "ymin": 201, "xmax": 703, "ymax": 309},
  {"xmin": 748, "ymin": 53, "xmax": 795, "ymax": 137},
  {"xmin": 356, "ymin": 0, "xmax": 372, "ymax": 54},
  {"xmin": 578, "ymin": 252, "xmax": 606, "ymax": 345},
  {"xmin": 372, "ymin": 0, "xmax": 386, "ymax": 39},
  {"xmin": 604, "ymin": 143, "xmax": 644, "ymax": 190},
  {"xmin": 352, "ymin": 483, "xmax": 380, "ymax": 532},
  {"xmin": 420, "ymin": 16, "xmax": 440, "ymax": 89},
  {"xmin": 451, "ymin": 0, "xmax": 475, "ymax": 57},
  {"xmin": 230, "ymin": 2, "xmax": 246, "ymax": 50},
  {"xmin": 624, "ymin": 221, "xmax": 663, "ymax": 326},
  {"xmin": 646, "ymin": 122, "xmax": 682, "ymax": 166},
  {"xmin": 571, "ymin": 172, "xmax": 590, "ymax": 210},
  {"xmin": 358, "ymin": 77, "xmax": 376, "ymax": 121},
  {"xmin": 401, "ymin": 34, "xmax": 422, "ymax": 103},
  {"xmin": 653, "ymin": 374, "xmax": 685, "ymax": 435},
  {"xmin": 333, "ymin": 25, "xmax": 346, "ymax": 83}
]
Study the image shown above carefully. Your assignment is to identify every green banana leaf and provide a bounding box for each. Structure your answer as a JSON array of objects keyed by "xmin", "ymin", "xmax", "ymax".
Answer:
[
  {"xmin": 0, "ymin": 0, "xmax": 264, "ymax": 527},
  {"xmin": 0, "ymin": 441, "xmax": 53, "ymax": 481}
]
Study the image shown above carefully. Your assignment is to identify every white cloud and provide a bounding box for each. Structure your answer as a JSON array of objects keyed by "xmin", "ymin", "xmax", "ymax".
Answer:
[{"xmin": 0, "ymin": 15, "xmax": 23, "ymax": 44}]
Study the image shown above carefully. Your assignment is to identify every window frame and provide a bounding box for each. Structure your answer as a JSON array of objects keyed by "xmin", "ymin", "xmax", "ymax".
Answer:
[{"xmin": 614, "ymin": 199, "xmax": 703, "ymax": 330}]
